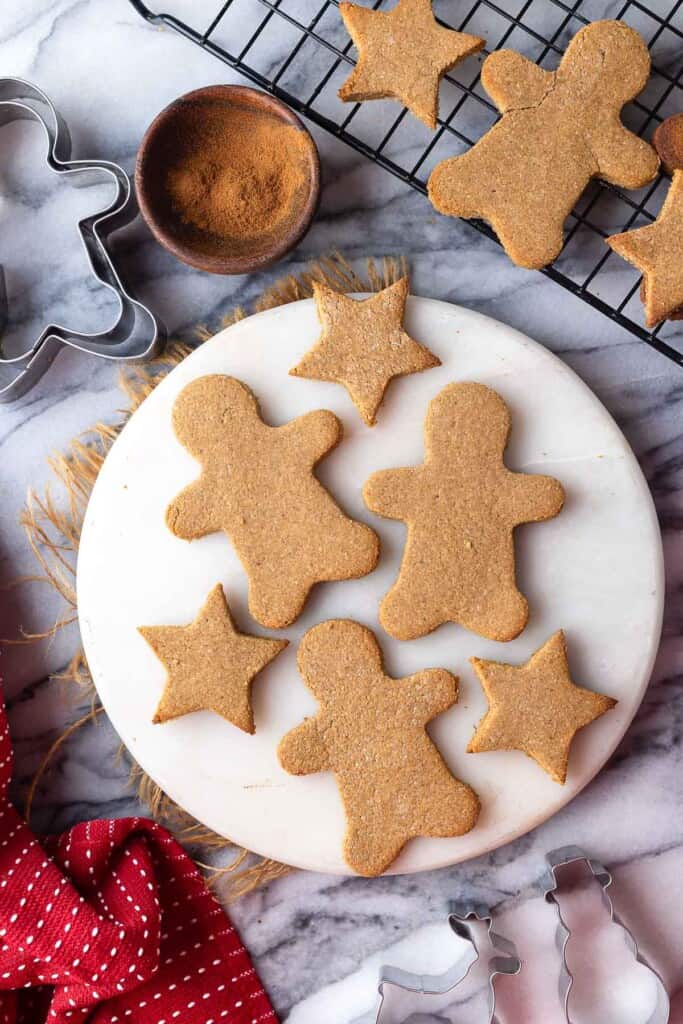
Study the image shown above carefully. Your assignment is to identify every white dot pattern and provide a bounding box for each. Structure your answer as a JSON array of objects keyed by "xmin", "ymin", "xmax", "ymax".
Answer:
[{"xmin": 0, "ymin": 711, "xmax": 277, "ymax": 1023}]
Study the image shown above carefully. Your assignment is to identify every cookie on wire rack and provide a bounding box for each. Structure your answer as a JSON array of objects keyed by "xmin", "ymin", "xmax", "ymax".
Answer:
[
  {"xmin": 338, "ymin": 0, "xmax": 484, "ymax": 130},
  {"xmin": 428, "ymin": 20, "xmax": 659, "ymax": 269},
  {"xmin": 607, "ymin": 113, "xmax": 683, "ymax": 326}
]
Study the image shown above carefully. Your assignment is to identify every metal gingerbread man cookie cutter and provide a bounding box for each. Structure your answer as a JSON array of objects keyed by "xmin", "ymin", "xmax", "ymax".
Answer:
[
  {"xmin": 376, "ymin": 903, "xmax": 521, "ymax": 1023},
  {"xmin": 0, "ymin": 78, "xmax": 164, "ymax": 402},
  {"xmin": 543, "ymin": 845, "xmax": 670, "ymax": 1024}
]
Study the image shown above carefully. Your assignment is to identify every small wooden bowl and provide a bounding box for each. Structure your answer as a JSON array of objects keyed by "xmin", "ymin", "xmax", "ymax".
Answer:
[{"xmin": 135, "ymin": 85, "xmax": 320, "ymax": 275}]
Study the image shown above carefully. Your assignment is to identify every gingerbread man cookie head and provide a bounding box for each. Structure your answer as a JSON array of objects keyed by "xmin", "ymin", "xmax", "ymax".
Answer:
[
  {"xmin": 296, "ymin": 618, "xmax": 380, "ymax": 700},
  {"xmin": 561, "ymin": 19, "xmax": 652, "ymax": 104},
  {"xmin": 429, "ymin": 380, "xmax": 510, "ymax": 459},
  {"xmin": 429, "ymin": 20, "xmax": 659, "ymax": 270},
  {"xmin": 171, "ymin": 374, "xmax": 256, "ymax": 456}
]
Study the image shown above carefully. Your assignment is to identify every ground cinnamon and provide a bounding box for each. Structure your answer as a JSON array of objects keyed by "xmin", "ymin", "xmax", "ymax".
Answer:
[{"xmin": 164, "ymin": 101, "xmax": 314, "ymax": 244}]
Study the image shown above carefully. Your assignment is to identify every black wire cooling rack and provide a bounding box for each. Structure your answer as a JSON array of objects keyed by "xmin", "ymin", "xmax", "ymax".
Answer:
[{"xmin": 129, "ymin": 0, "xmax": 683, "ymax": 365}]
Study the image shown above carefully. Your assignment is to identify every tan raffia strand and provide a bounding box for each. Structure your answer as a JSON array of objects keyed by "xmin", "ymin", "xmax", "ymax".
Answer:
[{"xmin": 20, "ymin": 253, "xmax": 407, "ymax": 902}]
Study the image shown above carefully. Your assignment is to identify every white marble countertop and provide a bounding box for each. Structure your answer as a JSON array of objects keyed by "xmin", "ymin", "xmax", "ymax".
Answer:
[{"xmin": 1, "ymin": 2, "xmax": 682, "ymax": 1022}]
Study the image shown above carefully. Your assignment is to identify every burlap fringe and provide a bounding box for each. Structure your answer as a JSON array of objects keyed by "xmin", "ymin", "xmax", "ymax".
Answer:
[{"xmin": 19, "ymin": 253, "xmax": 406, "ymax": 902}]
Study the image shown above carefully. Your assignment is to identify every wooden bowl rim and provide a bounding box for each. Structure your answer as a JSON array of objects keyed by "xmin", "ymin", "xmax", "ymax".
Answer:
[{"xmin": 135, "ymin": 84, "xmax": 320, "ymax": 275}]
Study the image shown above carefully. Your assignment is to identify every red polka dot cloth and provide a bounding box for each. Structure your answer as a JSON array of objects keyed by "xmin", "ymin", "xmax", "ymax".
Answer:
[{"xmin": 0, "ymin": 691, "xmax": 278, "ymax": 1024}]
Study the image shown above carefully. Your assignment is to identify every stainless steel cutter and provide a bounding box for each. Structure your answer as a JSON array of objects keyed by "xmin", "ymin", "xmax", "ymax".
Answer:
[
  {"xmin": 543, "ymin": 845, "xmax": 670, "ymax": 1024},
  {"xmin": 376, "ymin": 903, "xmax": 521, "ymax": 1023},
  {"xmin": 0, "ymin": 78, "xmax": 163, "ymax": 402}
]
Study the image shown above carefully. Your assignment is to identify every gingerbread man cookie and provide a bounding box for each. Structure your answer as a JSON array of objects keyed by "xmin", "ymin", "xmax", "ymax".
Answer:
[
  {"xmin": 469, "ymin": 631, "xmax": 616, "ymax": 784},
  {"xmin": 428, "ymin": 20, "xmax": 659, "ymax": 269},
  {"xmin": 278, "ymin": 619, "xmax": 480, "ymax": 876},
  {"xmin": 607, "ymin": 113, "xmax": 683, "ymax": 326},
  {"xmin": 338, "ymin": 0, "xmax": 484, "ymax": 130},
  {"xmin": 139, "ymin": 584, "xmax": 287, "ymax": 732},
  {"xmin": 290, "ymin": 277, "xmax": 440, "ymax": 426},
  {"xmin": 166, "ymin": 375, "xmax": 379, "ymax": 629},
  {"xmin": 363, "ymin": 382, "xmax": 564, "ymax": 641}
]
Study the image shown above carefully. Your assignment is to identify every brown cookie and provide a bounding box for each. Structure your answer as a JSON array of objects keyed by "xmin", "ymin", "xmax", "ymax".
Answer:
[
  {"xmin": 338, "ymin": 0, "xmax": 484, "ymax": 130},
  {"xmin": 653, "ymin": 112, "xmax": 683, "ymax": 177},
  {"xmin": 289, "ymin": 277, "xmax": 440, "ymax": 426},
  {"xmin": 468, "ymin": 631, "xmax": 617, "ymax": 784},
  {"xmin": 428, "ymin": 20, "xmax": 659, "ymax": 269},
  {"xmin": 278, "ymin": 619, "xmax": 479, "ymax": 876},
  {"xmin": 607, "ymin": 114, "xmax": 683, "ymax": 326},
  {"xmin": 139, "ymin": 583, "xmax": 287, "ymax": 731},
  {"xmin": 166, "ymin": 375, "xmax": 379, "ymax": 629},
  {"xmin": 363, "ymin": 382, "xmax": 564, "ymax": 642}
]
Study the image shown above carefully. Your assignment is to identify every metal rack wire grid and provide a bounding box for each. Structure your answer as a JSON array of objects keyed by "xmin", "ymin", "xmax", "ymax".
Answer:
[{"xmin": 128, "ymin": 0, "xmax": 683, "ymax": 365}]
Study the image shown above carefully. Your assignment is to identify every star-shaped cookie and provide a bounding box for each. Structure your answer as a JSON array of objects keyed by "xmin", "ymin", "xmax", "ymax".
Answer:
[
  {"xmin": 290, "ymin": 278, "xmax": 439, "ymax": 426},
  {"xmin": 468, "ymin": 631, "xmax": 616, "ymax": 784},
  {"xmin": 338, "ymin": 0, "xmax": 484, "ymax": 129},
  {"xmin": 139, "ymin": 584, "xmax": 287, "ymax": 732},
  {"xmin": 607, "ymin": 114, "xmax": 683, "ymax": 326}
]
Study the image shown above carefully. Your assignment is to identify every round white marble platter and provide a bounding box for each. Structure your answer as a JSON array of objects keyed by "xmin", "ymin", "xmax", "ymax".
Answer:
[{"xmin": 77, "ymin": 295, "xmax": 664, "ymax": 875}]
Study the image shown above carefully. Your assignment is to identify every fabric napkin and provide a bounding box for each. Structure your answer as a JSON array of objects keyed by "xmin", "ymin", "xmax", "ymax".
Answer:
[{"xmin": 0, "ymin": 685, "xmax": 277, "ymax": 1023}]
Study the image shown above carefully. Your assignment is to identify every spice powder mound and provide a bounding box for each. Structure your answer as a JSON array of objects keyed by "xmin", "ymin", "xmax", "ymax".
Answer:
[{"xmin": 163, "ymin": 100, "xmax": 315, "ymax": 252}]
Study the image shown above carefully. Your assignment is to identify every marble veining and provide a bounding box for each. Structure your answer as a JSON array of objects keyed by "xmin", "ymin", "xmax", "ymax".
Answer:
[{"xmin": 0, "ymin": 2, "xmax": 682, "ymax": 1022}]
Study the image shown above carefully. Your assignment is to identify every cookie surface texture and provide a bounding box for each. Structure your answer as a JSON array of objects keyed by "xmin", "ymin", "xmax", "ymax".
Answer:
[
  {"xmin": 607, "ymin": 114, "xmax": 683, "ymax": 326},
  {"xmin": 428, "ymin": 20, "xmax": 659, "ymax": 269},
  {"xmin": 363, "ymin": 382, "xmax": 564, "ymax": 641},
  {"xmin": 166, "ymin": 375, "xmax": 379, "ymax": 629},
  {"xmin": 468, "ymin": 630, "xmax": 617, "ymax": 784},
  {"xmin": 278, "ymin": 619, "xmax": 480, "ymax": 876},
  {"xmin": 139, "ymin": 583, "xmax": 287, "ymax": 731},
  {"xmin": 290, "ymin": 278, "xmax": 440, "ymax": 426},
  {"xmin": 338, "ymin": 0, "xmax": 484, "ymax": 130}
]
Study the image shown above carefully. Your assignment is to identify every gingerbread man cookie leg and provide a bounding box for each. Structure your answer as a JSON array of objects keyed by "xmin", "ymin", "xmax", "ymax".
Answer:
[
  {"xmin": 166, "ymin": 375, "xmax": 379, "ymax": 629},
  {"xmin": 278, "ymin": 619, "xmax": 479, "ymax": 876},
  {"xmin": 607, "ymin": 114, "xmax": 683, "ymax": 327},
  {"xmin": 364, "ymin": 383, "xmax": 564, "ymax": 642},
  {"xmin": 428, "ymin": 21, "xmax": 659, "ymax": 270}
]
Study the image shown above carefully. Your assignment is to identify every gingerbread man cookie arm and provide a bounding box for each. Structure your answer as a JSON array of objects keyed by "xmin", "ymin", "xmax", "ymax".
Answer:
[
  {"xmin": 581, "ymin": 21, "xmax": 658, "ymax": 188},
  {"xmin": 587, "ymin": 119, "xmax": 660, "ymax": 189},
  {"xmin": 279, "ymin": 408, "xmax": 343, "ymax": 465},
  {"xmin": 363, "ymin": 467, "xmax": 419, "ymax": 520},
  {"xmin": 166, "ymin": 480, "xmax": 221, "ymax": 540},
  {"xmin": 277, "ymin": 717, "xmax": 330, "ymax": 775},
  {"xmin": 506, "ymin": 470, "xmax": 565, "ymax": 525},
  {"xmin": 397, "ymin": 669, "xmax": 458, "ymax": 721},
  {"xmin": 481, "ymin": 49, "xmax": 554, "ymax": 111}
]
